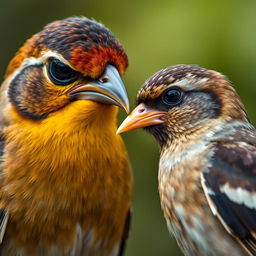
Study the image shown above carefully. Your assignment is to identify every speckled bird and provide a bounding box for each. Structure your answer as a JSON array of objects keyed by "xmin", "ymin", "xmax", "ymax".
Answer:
[
  {"xmin": 117, "ymin": 64, "xmax": 256, "ymax": 256},
  {"xmin": 0, "ymin": 17, "xmax": 132, "ymax": 256}
]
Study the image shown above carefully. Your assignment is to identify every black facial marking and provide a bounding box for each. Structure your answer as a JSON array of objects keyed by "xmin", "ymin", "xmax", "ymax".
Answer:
[
  {"xmin": 144, "ymin": 125, "xmax": 169, "ymax": 147},
  {"xmin": 8, "ymin": 64, "xmax": 47, "ymax": 120},
  {"xmin": 140, "ymin": 88, "xmax": 221, "ymax": 146},
  {"xmin": 139, "ymin": 88, "xmax": 220, "ymax": 118},
  {"xmin": 8, "ymin": 64, "xmax": 70, "ymax": 120}
]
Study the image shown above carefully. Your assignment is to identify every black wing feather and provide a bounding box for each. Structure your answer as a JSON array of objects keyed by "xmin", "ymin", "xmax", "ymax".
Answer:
[
  {"xmin": 202, "ymin": 141, "xmax": 256, "ymax": 255},
  {"xmin": 118, "ymin": 209, "xmax": 131, "ymax": 256},
  {"xmin": 0, "ymin": 133, "xmax": 8, "ymax": 244}
]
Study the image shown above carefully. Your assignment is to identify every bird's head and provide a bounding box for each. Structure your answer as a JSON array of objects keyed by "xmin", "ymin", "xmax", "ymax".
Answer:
[
  {"xmin": 117, "ymin": 64, "xmax": 248, "ymax": 146},
  {"xmin": 3, "ymin": 17, "xmax": 129, "ymax": 124}
]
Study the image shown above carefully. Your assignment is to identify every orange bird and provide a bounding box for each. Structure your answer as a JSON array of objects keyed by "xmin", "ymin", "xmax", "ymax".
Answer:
[
  {"xmin": 118, "ymin": 65, "xmax": 256, "ymax": 255},
  {"xmin": 0, "ymin": 17, "xmax": 132, "ymax": 255}
]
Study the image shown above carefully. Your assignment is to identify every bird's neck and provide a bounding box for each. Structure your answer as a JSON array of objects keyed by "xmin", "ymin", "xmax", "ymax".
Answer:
[
  {"xmin": 1, "ymin": 102, "xmax": 128, "ymax": 212},
  {"xmin": 161, "ymin": 118, "xmax": 253, "ymax": 155},
  {"xmin": 158, "ymin": 118, "xmax": 254, "ymax": 209},
  {"xmin": 1, "ymin": 101, "xmax": 132, "ymax": 255}
]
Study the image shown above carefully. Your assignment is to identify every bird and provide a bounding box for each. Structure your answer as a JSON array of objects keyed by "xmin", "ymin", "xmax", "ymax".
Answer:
[
  {"xmin": 0, "ymin": 17, "xmax": 133, "ymax": 256},
  {"xmin": 117, "ymin": 64, "xmax": 256, "ymax": 256}
]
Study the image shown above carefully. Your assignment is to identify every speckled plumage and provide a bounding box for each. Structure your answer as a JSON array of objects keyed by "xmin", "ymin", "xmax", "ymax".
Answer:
[{"xmin": 119, "ymin": 64, "xmax": 256, "ymax": 255}]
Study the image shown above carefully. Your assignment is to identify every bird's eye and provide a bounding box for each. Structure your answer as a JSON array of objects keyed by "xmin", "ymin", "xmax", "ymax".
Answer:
[
  {"xmin": 162, "ymin": 88, "xmax": 183, "ymax": 106},
  {"xmin": 47, "ymin": 58, "xmax": 79, "ymax": 85}
]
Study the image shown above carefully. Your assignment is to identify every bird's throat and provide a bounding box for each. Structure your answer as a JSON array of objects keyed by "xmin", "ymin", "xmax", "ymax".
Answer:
[{"xmin": 1, "ymin": 101, "xmax": 128, "ymax": 219}]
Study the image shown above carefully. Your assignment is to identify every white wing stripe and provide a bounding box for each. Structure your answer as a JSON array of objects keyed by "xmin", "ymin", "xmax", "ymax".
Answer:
[{"xmin": 220, "ymin": 183, "xmax": 256, "ymax": 209}]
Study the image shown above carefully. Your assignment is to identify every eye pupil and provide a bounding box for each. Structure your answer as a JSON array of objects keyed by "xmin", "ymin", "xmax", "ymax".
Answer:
[
  {"xmin": 162, "ymin": 88, "xmax": 183, "ymax": 106},
  {"xmin": 47, "ymin": 58, "xmax": 78, "ymax": 85}
]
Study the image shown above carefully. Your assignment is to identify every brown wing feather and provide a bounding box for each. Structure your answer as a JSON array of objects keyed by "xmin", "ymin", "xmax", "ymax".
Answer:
[{"xmin": 201, "ymin": 135, "xmax": 256, "ymax": 255}]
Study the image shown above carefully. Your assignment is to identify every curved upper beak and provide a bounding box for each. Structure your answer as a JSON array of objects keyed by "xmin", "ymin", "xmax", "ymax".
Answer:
[
  {"xmin": 117, "ymin": 103, "xmax": 167, "ymax": 134},
  {"xmin": 67, "ymin": 65, "xmax": 130, "ymax": 113}
]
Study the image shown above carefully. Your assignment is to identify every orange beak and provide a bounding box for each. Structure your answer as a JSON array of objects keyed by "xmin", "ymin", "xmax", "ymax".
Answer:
[{"xmin": 116, "ymin": 103, "xmax": 167, "ymax": 134}]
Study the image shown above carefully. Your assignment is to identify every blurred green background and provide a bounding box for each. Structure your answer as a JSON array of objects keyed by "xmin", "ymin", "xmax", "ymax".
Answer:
[{"xmin": 1, "ymin": 0, "xmax": 256, "ymax": 255}]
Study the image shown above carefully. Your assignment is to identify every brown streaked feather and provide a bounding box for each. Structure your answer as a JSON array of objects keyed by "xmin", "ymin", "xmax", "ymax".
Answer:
[
  {"xmin": 212, "ymin": 125, "xmax": 256, "ymax": 146},
  {"xmin": 5, "ymin": 17, "xmax": 128, "ymax": 79},
  {"xmin": 202, "ymin": 137, "xmax": 256, "ymax": 255}
]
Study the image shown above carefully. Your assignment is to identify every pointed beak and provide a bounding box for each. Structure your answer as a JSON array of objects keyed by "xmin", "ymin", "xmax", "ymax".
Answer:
[
  {"xmin": 67, "ymin": 65, "xmax": 130, "ymax": 113},
  {"xmin": 117, "ymin": 103, "xmax": 167, "ymax": 134}
]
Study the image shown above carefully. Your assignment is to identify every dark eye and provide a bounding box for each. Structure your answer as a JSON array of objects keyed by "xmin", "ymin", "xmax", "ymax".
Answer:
[
  {"xmin": 47, "ymin": 58, "xmax": 79, "ymax": 85},
  {"xmin": 162, "ymin": 88, "xmax": 183, "ymax": 106}
]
